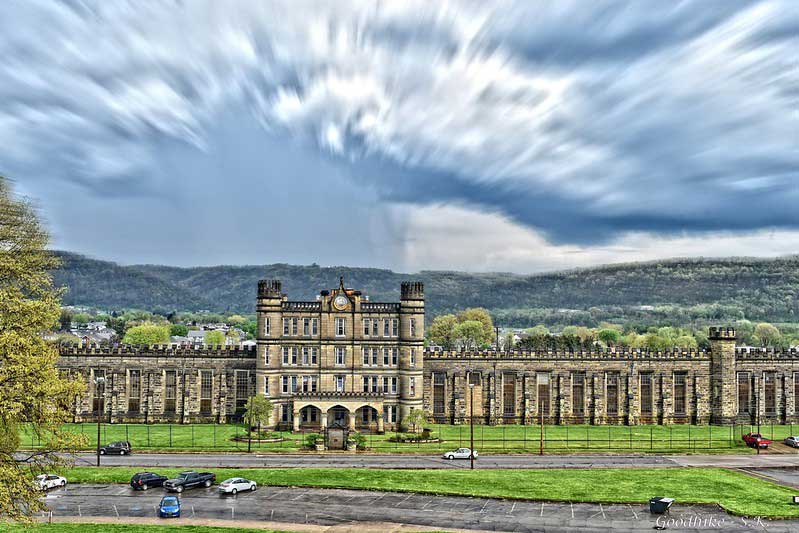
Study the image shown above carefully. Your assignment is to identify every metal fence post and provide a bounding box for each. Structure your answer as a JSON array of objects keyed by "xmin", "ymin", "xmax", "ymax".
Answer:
[
  {"xmin": 147, "ymin": 424, "xmax": 150, "ymax": 448},
  {"xmin": 669, "ymin": 426, "xmax": 672, "ymax": 449},
  {"xmin": 125, "ymin": 424, "xmax": 129, "ymax": 443},
  {"xmin": 213, "ymin": 423, "xmax": 216, "ymax": 449},
  {"xmin": 169, "ymin": 424, "xmax": 173, "ymax": 448},
  {"xmin": 650, "ymin": 426, "xmax": 653, "ymax": 450},
  {"xmin": 629, "ymin": 425, "xmax": 632, "ymax": 449}
]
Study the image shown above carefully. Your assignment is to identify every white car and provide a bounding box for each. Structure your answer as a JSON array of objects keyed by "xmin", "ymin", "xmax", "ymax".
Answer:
[
  {"xmin": 218, "ymin": 477, "xmax": 257, "ymax": 495},
  {"xmin": 784, "ymin": 436, "xmax": 799, "ymax": 448},
  {"xmin": 442, "ymin": 448, "xmax": 478, "ymax": 460},
  {"xmin": 36, "ymin": 474, "xmax": 67, "ymax": 491}
]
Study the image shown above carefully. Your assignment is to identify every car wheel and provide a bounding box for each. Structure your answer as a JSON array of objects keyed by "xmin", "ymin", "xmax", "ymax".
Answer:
[
  {"xmin": 142, "ymin": 484, "xmax": 148, "ymax": 491},
  {"xmin": 251, "ymin": 484, "xmax": 256, "ymax": 491},
  {"xmin": 446, "ymin": 455, "xmax": 453, "ymax": 460},
  {"xmin": 232, "ymin": 488, "xmax": 237, "ymax": 495},
  {"xmin": 176, "ymin": 486, "xmax": 183, "ymax": 493},
  {"xmin": 61, "ymin": 480, "xmax": 66, "ymax": 487},
  {"xmin": 120, "ymin": 450, "xmax": 126, "ymax": 456},
  {"xmin": 99, "ymin": 449, "xmax": 105, "ymax": 455},
  {"xmin": 204, "ymin": 480, "xmax": 212, "ymax": 488}
]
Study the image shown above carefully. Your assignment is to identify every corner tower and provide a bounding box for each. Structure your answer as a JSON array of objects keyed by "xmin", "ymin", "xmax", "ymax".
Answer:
[
  {"xmin": 709, "ymin": 326, "xmax": 737, "ymax": 424},
  {"xmin": 399, "ymin": 281, "xmax": 425, "ymax": 423},
  {"xmin": 256, "ymin": 279, "xmax": 284, "ymax": 425}
]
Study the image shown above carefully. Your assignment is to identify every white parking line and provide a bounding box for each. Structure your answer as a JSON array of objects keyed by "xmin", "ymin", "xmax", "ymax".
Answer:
[
  {"xmin": 600, "ymin": 503, "xmax": 606, "ymax": 520},
  {"xmin": 113, "ymin": 504, "xmax": 119, "ymax": 518},
  {"xmin": 510, "ymin": 502, "xmax": 516, "ymax": 514},
  {"xmin": 540, "ymin": 502, "xmax": 544, "ymax": 516},
  {"xmin": 628, "ymin": 504, "xmax": 638, "ymax": 520},
  {"xmin": 191, "ymin": 505, "xmax": 195, "ymax": 518},
  {"xmin": 78, "ymin": 505, "xmax": 81, "ymax": 517},
  {"xmin": 571, "ymin": 502, "xmax": 574, "ymax": 519}
]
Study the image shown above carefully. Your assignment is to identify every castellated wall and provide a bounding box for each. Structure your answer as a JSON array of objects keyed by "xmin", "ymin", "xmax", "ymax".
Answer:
[{"xmin": 56, "ymin": 329, "xmax": 799, "ymax": 426}]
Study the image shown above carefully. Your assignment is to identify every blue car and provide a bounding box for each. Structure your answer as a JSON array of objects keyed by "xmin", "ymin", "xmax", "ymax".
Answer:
[{"xmin": 159, "ymin": 495, "xmax": 180, "ymax": 518}]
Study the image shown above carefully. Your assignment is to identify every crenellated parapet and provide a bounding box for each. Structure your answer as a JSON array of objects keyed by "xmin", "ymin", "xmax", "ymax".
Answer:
[
  {"xmin": 258, "ymin": 279, "xmax": 283, "ymax": 298},
  {"xmin": 736, "ymin": 347, "xmax": 799, "ymax": 359},
  {"xmin": 424, "ymin": 348, "xmax": 710, "ymax": 360},
  {"xmin": 58, "ymin": 344, "xmax": 257, "ymax": 358}
]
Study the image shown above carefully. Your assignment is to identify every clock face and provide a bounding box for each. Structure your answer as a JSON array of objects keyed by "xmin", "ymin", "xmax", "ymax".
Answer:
[{"xmin": 333, "ymin": 295, "xmax": 349, "ymax": 310}]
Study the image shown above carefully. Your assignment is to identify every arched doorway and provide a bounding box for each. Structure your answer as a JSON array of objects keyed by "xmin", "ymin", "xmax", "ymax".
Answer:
[
  {"xmin": 356, "ymin": 406, "xmax": 380, "ymax": 430},
  {"xmin": 328, "ymin": 405, "xmax": 349, "ymax": 427},
  {"xmin": 299, "ymin": 405, "xmax": 321, "ymax": 429}
]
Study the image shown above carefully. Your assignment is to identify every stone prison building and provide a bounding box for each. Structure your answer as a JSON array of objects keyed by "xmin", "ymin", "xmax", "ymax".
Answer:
[{"xmin": 57, "ymin": 280, "xmax": 799, "ymax": 430}]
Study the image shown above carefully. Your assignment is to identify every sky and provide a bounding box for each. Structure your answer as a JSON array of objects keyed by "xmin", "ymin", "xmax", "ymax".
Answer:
[{"xmin": 1, "ymin": 0, "xmax": 797, "ymax": 273}]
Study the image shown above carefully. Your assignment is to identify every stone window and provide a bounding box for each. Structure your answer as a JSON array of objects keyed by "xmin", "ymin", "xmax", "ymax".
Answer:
[
  {"xmin": 372, "ymin": 319, "xmax": 379, "ymax": 337},
  {"xmin": 391, "ymin": 348, "xmax": 398, "ymax": 366},
  {"xmin": 264, "ymin": 317, "xmax": 271, "ymax": 337},
  {"xmin": 291, "ymin": 318, "xmax": 299, "ymax": 336},
  {"xmin": 764, "ymin": 372, "xmax": 776, "ymax": 415},
  {"xmin": 606, "ymin": 372, "xmax": 619, "ymax": 417},
  {"xmin": 503, "ymin": 374, "xmax": 516, "ymax": 417},
  {"xmin": 264, "ymin": 347, "xmax": 269, "ymax": 366},
  {"xmin": 737, "ymin": 372, "xmax": 750, "ymax": 414},
  {"xmin": 290, "ymin": 375, "xmax": 298, "ymax": 393},
  {"xmin": 410, "ymin": 348, "xmax": 416, "ymax": 367},
  {"xmin": 335, "ymin": 318, "xmax": 346, "ymax": 337},
  {"xmin": 164, "ymin": 370, "xmax": 176, "ymax": 414},
  {"xmin": 282, "ymin": 318, "xmax": 289, "ymax": 336},
  {"xmin": 572, "ymin": 372, "xmax": 585, "ymax": 416},
  {"xmin": 363, "ymin": 318, "xmax": 370, "ymax": 336},
  {"xmin": 200, "ymin": 370, "xmax": 213, "ymax": 414},
  {"xmin": 235, "ymin": 370, "xmax": 249, "ymax": 411},
  {"xmin": 469, "ymin": 372, "xmax": 481, "ymax": 386},
  {"xmin": 371, "ymin": 348, "xmax": 378, "ymax": 366},
  {"xmin": 384, "ymin": 405, "xmax": 396, "ymax": 423},
  {"xmin": 382, "ymin": 376, "xmax": 389, "ymax": 392},
  {"xmin": 303, "ymin": 318, "xmax": 310, "ymax": 336},
  {"xmin": 410, "ymin": 318, "xmax": 417, "ymax": 337},
  {"xmin": 383, "ymin": 319, "xmax": 390, "ymax": 337},
  {"xmin": 383, "ymin": 348, "xmax": 389, "ymax": 366},
  {"xmin": 335, "ymin": 375, "xmax": 345, "ymax": 392},
  {"xmin": 640, "ymin": 373, "xmax": 653, "ymax": 416},
  {"xmin": 537, "ymin": 372, "xmax": 550, "ymax": 416},
  {"xmin": 362, "ymin": 347, "xmax": 370, "ymax": 366},
  {"xmin": 363, "ymin": 376, "xmax": 370, "ymax": 392},
  {"xmin": 92, "ymin": 369, "xmax": 105, "ymax": 415},
  {"xmin": 311, "ymin": 318, "xmax": 318, "ymax": 336},
  {"xmin": 335, "ymin": 347, "xmax": 345, "ymax": 366},
  {"xmin": 291, "ymin": 347, "xmax": 298, "ymax": 365},
  {"xmin": 311, "ymin": 348, "xmax": 318, "ymax": 364},
  {"xmin": 128, "ymin": 369, "xmax": 141, "ymax": 413},
  {"xmin": 302, "ymin": 347, "xmax": 309, "ymax": 365},
  {"xmin": 391, "ymin": 377, "xmax": 398, "ymax": 394},
  {"xmin": 410, "ymin": 376, "xmax": 416, "ymax": 396},
  {"xmin": 281, "ymin": 376, "xmax": 289, "ymax": 394},
  {"xmin": 433, "ymin": 372, "xmax": 446, "ymax": 415},
  {"xmin": 673, "ymin": 373, "xmax": 687, "ymax": 416},
  {"xmin": 264, "ymin": 376, "xmax": 270, "ymax": 396},
  {"xmin": 392, "ymin": 319, "xmax": 399, "ymax": 337},
  {"xmin": 282, "ymin": 347, "xmax": 289, "ymax": 365}
]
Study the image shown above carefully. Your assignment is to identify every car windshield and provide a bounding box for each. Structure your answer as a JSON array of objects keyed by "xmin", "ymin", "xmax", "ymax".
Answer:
[
  {"xmin": 162, "ymin": 497, "xmax": 178, "ymax": 506},
  {"xmin": 221, "ymin": 478, "xmax": 236, "ymax": 484},
  {"xmin": 35, "ymin": 475, "xmax": 46, "ymax": 480}
]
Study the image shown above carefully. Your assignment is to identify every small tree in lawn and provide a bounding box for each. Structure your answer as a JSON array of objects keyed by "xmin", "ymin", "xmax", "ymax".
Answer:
[
  {"xmin": 243, "ymin": 395, "xmax": 273, "ymax": 452},
  {"xmin": 403, "ymin": 408, "xmax": 426, "ymax": 434}
]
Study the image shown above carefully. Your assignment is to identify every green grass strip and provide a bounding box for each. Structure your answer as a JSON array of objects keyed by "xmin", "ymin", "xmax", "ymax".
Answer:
[
  {"xmin": 0, "ymin": 525, "xmax": 287, "ymax": 533},
  {"xmin": 61, "ymin": 466, "xmax": 799, "ymax": 519}
]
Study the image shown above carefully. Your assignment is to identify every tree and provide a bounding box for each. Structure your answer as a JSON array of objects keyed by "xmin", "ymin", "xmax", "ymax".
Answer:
[
  {"xmin": 674, "ymin": 335, "xmax": 698, "ymax": 349},
  {"xmin": 170, "ymin": 324, "xmax": 189, "ymax": 337},
  {"xmin": 243, "ymin": 396, "xmax": 273, "ymax": 452},
  {"xmin": 58, "ymin": 308, "xmax": 73, "ymax": 331},
  {"xmin": 227, "ymin": 314, "xmax": 247, "ymax": 325},
  {"xmin": 597, "ymin": 328, "xmax": 620, "ymax": 347},
  {"xmin": 427, "ymin": 314, "xmax": 458, "ymax": 349},
  {"xmin": 456, "ymin": 308, "xmax": 494, "ymax": 346},
  {"xmin": 122, "ymin": 323, "xmax": 170, "ymax": 345},
  {"xmin": 403, "ymin": 408, "xmax": 426, "ymax": 433},
  {"xmin": 525, "ymin": 325, "xmax": 549, "ymax": 336},
  {"xmin": 754, "ymin": 323, "xmax": 781, "ymax": 347},
  {"xmin": 454, "ymin": 320, "xmax": 484, "ymax": 350},
  {"xmin": 204, "ymin": 330, "xmax": 225, "ymax": 346},
  {"xmin": 0, "ymin": 178, "xmax": 85, "ymax": 521}
]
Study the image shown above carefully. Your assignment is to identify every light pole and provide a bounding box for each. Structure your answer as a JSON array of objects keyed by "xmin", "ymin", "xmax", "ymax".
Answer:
[
  {"xmin": 469, "ymin": 383, "xmax": 475, "ymax": 470},
  {"xmin": 93, "ymin": 376, "xmax": 105, "ymax": 467}
]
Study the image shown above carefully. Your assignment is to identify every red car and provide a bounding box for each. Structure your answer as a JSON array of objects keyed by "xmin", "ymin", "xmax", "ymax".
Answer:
[{"xmin": 742, "ymin": 433, "xmax": 772, "ymax": 448}]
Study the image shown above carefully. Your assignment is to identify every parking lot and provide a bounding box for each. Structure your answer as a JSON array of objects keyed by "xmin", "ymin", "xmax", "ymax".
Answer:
[{"xmin": 42, "ymin": 483, "xmax": 799, "ymax": 531}]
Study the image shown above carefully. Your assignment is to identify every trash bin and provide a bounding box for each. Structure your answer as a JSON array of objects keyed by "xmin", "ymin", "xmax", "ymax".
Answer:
[{"xmin": 649, "ymin": 497, "xmax": 675, "ymax": 514}]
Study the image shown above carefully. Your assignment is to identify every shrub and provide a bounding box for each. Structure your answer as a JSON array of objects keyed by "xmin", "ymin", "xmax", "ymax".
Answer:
[{"xmin": 304, "ymin": 433, "xmax": 322, "ymax": 448}]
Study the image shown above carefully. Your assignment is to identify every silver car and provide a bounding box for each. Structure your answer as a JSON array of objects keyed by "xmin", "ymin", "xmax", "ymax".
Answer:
[
  {"xmin": 218, "ymin": 477, "xmax": 257, "ymax": 495},
  {"xmin": 784, "ymin": 436, "xmax": 799, "ymax": 448},
  {"xmin": 442, "ymin": 447, "xmax": 478, "ymax": 460}
]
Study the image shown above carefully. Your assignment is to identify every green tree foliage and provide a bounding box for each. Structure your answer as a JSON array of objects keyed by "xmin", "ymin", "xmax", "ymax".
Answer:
[
  {"xmin": 227, "ymin": 314, "xmax": 247, "ymax": 325},
  {"xmin": 454, "ymin": 320, "xmax": 485, "ymax": 350},
  {"xmin": 403, "ymin": 408, "xmax": 426, "ymax": 433},
  {"xmin": 122, "ymin": 323, "xmax": 170, "ymax": 345},
  {"xmin": 597, "ymin": 328, "xmax": 621, "ymax": 346},
  {"xmin": 243, "ymin": 395, "xmax": 273, "ymax": 447},
  {"xmin": 0, "ymin": 178, "xmax": 86, "ymax": 521},
  {"xmin": 754, "ymin": 323, "xmax": 781, "ymax": 347},
  {"xmin": 58, "ymin": 308, "xmax": 72, "ymax": 330},
  {"xmin": 427, "ymin": 314, "xmax": 458, "ymax": 349},
  {"xmin": 457, "ymin": 308, "xmax": 495, "ymax": 346},
  {"xmin": 169, "ymin": 324, "xmax": 189, "ymax": 336},
  {"xmin": 204, "ymin": 330, "xmax": 225, "ymax": 346},
  {"xmin": 525, "ymin": 325, "xmax": 549, "ymax": 336}
]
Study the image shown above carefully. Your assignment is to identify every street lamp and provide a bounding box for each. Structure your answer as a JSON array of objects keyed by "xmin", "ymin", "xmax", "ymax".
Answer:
[
  {"xmin": 93, "ymin": 376, "xmax": 105, "ymax": 467},
  {"xmin": 469, "ymin": 383, "xmax": 475, "ymax": 470}
]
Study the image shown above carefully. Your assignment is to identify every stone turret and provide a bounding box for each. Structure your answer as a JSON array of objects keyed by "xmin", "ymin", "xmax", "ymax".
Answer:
[
  {"xmin": 399, "ymin": 282, "xmax": 425, "ymax": 424},
  {"xmin": 709, "ymin": 326, "xmax": 737, "ymax": 424}
]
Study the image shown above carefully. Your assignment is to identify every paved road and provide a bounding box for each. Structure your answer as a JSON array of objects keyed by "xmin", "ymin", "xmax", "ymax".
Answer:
[
  {"xmin": 76, "ymin": 451, "xmax": 799, "ymax": 469},
  {"xmin": 42, "ymin": 483, "xmax": 797, "ymax": 532}
]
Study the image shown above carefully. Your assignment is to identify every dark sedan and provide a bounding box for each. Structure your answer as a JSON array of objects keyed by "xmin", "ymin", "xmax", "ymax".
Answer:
[{"xmin": 130, "ymin": 471, "xmax": 167, "ymax": 490}]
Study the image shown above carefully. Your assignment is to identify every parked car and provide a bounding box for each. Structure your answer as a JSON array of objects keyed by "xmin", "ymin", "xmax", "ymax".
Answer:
[
  {"xmin": 158, "ymin": 495, "xmax": 181, "ymax": 518},
  {"xmin": 442, "ymin": 448, "xmax": 478, "ymax": 460},
  {"xmin": 218, "ymin": 477, "xmax": 257, "ymax": 495},
  {"xmin": 130, "ymin": 472, "xmax": 168, "ymax": 490},
  {"xmin": 99, "ymin": 441, "xmax": 131, "ymax": 455},
  {"xmin": 784, "ymin": 436, "xmax": 799, "ymax": 448},
  {"xmin": 163, "ymin": 471, "xmax": 216, "ymax": 493},
  {"xmin": 35, "ymin": 474, "xmax": 67, "ymax": 491},
  {"xmin": 742, "ymin": 433, "xmax": 772, "ymax": 448}
]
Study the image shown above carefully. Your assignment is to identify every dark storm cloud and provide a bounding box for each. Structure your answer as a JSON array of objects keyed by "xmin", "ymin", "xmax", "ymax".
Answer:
[{"xmin": 0, "ymin": 0, "xmax": 796, "ymax": 269}]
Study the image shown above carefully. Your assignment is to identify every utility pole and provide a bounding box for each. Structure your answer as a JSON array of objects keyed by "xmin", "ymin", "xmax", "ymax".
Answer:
[
  {"xmin": 469, "ymin": 383, "xmax": 475, "ymax": 470},
  {"xmin": 94, "ymin": 376, "xmax": 105, "ymax": 467},
  {"xmin": 495, "ymin": 326, "xmax": 501, "ymax": 351}
]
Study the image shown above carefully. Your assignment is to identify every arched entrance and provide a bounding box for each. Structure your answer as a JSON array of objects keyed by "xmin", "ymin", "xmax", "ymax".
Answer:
[
  {"xmin": 328, "ymin": 405, "xmax": 349, "ymax": 427},
  {"xmin": 299, "ymin": 405, "xmax": 321, "ymax": 429},
  {"xmin": 356, "ymin": 406, "xmax": 380, "ymax": 430}
]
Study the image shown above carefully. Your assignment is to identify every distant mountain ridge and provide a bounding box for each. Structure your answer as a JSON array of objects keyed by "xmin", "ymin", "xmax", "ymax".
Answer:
[{"xmin": 51, "ymin": 252, "xmax": 799, "ymax": 324}]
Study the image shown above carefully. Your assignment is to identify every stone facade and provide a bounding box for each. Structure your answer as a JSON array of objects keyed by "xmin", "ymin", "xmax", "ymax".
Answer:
[{"xmin": 57, "ymin": 283, "xmax": 799, "ymax": 428}]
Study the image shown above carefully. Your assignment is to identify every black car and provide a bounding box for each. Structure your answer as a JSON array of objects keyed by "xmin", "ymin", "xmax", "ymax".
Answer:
[
  {"xmin": 100, "ymin": 441, "xmax": 132, "ymax": 455},
  {"xmin": 163, "ymin": 471, "xmax": 216, "ymax": 493},
  {"xmin": 130, "ymin": 471, "xmax": 168, "ymax": 491}
]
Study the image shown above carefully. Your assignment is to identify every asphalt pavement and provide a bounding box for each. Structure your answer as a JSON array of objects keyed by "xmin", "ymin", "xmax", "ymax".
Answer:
[
  {"xmin": 75, "ymin": 451, "xmax": 799, "ymax": 469},
  {"xmin": 42, "ymin": 483, "xmax": 799, "ymax": 532}
]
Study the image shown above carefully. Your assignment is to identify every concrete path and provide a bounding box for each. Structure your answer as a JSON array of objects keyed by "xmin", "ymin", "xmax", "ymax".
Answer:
[
  {"xmin": 75, "ymin": 451, "xmax": 799, "ymax": 469},
  {"xmin": 42, "ymin": 483, "xmax": 798, "ymax": 532}
]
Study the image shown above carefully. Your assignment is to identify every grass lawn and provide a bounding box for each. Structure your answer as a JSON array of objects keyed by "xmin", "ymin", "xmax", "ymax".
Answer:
[
  {"xmin": 61, "ymin": 466, "xmax": 799, "ymax": 518},
  {"xmin": 0, "ymin": 525, "xmax": 289, "ymax": 533},
  {"xmin": 19, "ymin": 422, "xmax": 792, "ymax": 454}
]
